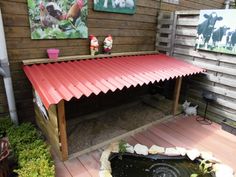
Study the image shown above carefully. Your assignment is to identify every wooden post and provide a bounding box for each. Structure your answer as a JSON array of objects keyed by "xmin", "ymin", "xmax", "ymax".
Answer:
[
  {"xmin": 173, "ymin": 77, "xmax": 182, "ymax": 115},
  {"xmin": 57, "ymin": 100, "xmax": 68, "ymax": 161}
]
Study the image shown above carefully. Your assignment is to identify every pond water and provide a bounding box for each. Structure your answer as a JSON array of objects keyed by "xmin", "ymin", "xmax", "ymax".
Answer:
[{"xmin": 110, "ymin": 153, "xmax": 213, "ymax": 177}]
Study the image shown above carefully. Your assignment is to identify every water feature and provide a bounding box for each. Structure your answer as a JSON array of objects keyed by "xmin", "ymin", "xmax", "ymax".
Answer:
[{"xmin": 110, "ymin": 153, "xmax": 213, "ymax": 177}]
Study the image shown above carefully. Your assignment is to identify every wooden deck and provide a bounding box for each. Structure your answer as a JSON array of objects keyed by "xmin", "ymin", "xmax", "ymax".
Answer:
[{"xmin": 53, "ymin": 115, "xmax": 236, "ymax": 177}]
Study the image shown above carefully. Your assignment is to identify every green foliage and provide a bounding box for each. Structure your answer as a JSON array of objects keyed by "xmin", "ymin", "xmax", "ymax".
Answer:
[
  {"xmin": 199, "ymin": 160, "xmax": 213, "ymax": 175},
  {"xmin": 7, "ymin": 123, "xmax": 40, "ymax": 153},
  {"xmin": 119, "ymin": 140, "xmax": 127, "ymax": 153},
  {"xmin": 15, "ymin": 140, "xmax": 54, "ymax": 177},
  {"xmin": 0, "ymin": 117, "xmax": 13, "ymax": 138},
  {"xmin": 0, "ymin": 118, "xmax": 55, "ymax": 177},
  {"xmin": 190, "ymin": 174, "xmax": 199, "ymax": 177},
  {"xmin": 191, "ymin": 160, "xmax": 214, "ymax": 177}
]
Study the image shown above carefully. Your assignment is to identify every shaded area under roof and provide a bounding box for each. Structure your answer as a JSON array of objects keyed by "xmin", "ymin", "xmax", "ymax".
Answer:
[{"xmin": 23, "ymin": 54, "xmax": 204, "ymax": 109}]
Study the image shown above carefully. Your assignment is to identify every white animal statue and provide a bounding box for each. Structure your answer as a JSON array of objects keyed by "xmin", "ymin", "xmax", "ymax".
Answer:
[
  {"xmin": 182, "ymin": 100, "xmax": 198, "ymax": 116},
  {"xmin": 115, "ymin": 0, "xmax": 134, "ymax": 8},
  {"xmin": 94, "ymin": 0, "xmax": 116, "ymax": 8},
  {"xmin": 94, "ymin": 0, "xmax": 134, "ymax": 9},
  {"xmin": 125, "ymin": 0, "xmax": 134, "ymax": 9}
]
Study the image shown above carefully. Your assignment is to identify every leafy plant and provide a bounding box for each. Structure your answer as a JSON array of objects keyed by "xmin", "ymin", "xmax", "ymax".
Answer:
[
  {"xmin": 0, "ymin": 117, "xmax": 55, "ymax": 177},
  {"xmin": 119, "ymin": 140, "xmax": 128, "ymax": 153},
  {"xmin": 0, "ymin": 117, "xmax": 13, "ymax": 138},
  {"xmin": 190, "ymin": 160, "xmax": 214, "ymax": 177}
]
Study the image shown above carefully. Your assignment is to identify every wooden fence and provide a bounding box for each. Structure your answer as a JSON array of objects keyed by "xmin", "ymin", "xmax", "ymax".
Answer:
[{"xmin": 156, "ymin": 10, "xmax": 236, "ymax": 123}]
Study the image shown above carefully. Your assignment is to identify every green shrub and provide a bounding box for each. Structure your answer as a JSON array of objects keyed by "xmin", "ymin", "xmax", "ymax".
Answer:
[
  {"xmin": 7, "ymin": 123, "xmax": 41, "ymax": 154},
  {"xmin": 0, "ymin": 118, "xmax": 55, "ymax": 177},
  {"xmin": 0, "ymin": 117, "xmax": 13, "ymax": 138}
]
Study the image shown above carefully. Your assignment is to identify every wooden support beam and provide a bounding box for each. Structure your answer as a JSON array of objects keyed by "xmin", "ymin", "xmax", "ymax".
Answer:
[
  {"xmin": 173, "ymin": 77, "xmax": 182, "ymax": 115},
  {"xmin": 22, "ymin": 51, "xmax": 159, "ymax": 65},
  {"xmin": 57, "ymin": 100, "xmax": 68, "ymax": 161}
]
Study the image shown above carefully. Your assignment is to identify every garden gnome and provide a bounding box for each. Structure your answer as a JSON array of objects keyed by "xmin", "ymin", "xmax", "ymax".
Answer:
[
  {"xmin": 103, "ymin": 35, "xmax": 113, "ymax": 54},
  {"xmin": 89, "ymin": 34, "xmax": 99, "ymax": 55}
]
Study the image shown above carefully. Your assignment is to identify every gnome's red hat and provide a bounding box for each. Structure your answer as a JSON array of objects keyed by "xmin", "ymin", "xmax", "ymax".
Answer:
[
  {"xmin": 89, "ymin": 34, "xmax": 95, "ymax": 40},
  {"xmin": 76, "ymin": 0, "xmax": 83, "ymax": 9}
]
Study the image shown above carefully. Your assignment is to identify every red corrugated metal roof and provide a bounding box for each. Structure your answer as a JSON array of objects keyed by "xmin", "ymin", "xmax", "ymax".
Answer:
[{"xmin": 23, "ymin": 54, "xmax": 204, "ymax": 109}]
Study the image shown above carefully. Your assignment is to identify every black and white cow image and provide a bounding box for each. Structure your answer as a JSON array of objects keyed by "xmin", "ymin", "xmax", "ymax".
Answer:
[
  {"xmin": 230, "ymin": 30, "xmax": 236, "ymax": 52},
  {"xmin": 225, "ymin": 30, "xmax": 236, "ymax": 52},
  {"xmin": 197, "ymin": 12, "xmax": 223, "ymax": 49},
  {"xmin": 226, "ymin": 31, "xmax": 233, "ymax": 46},
  {"xmin": 212, "ymin": 26, "xmax": 230, "ymax": 48}
]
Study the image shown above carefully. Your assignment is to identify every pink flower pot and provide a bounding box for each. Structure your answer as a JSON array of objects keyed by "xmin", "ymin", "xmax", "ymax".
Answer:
[{"xmin": 47, "ymin": 48, "xmax": 59, "ymax": 59}]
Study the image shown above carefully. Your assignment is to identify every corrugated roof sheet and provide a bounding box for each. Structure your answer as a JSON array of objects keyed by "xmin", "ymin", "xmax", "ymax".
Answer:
[{"xmin": 23, "ymin": 54, "xmax": 204, "ymax": 109}]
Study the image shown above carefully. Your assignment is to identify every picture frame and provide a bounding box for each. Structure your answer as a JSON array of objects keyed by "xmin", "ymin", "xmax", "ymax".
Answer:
[
  {"xmin": 93, "ymin": 0, "xmax": 136, "ymax": 14},
  {"xmin": 27, "ymin": 0, "xmax": 88, "ymax": 39},
  {"xmin": 196, "ymin": 9, "xmax": 236, "ymax": 55}
]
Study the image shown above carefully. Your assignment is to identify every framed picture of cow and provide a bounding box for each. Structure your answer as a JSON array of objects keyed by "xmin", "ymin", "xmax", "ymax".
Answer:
[
  {"xmin": 196, "ymin": 9, "xmax": 236, "ymax": 55},
  {"xmin": 93, "ymin": 0, "xmax": 136, "ymax": 14}
]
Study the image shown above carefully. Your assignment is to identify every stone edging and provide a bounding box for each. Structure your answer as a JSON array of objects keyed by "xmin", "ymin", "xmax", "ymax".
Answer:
[{"xmin": 99, "ymin": 142, "xmax": 235, "ymax": 177}]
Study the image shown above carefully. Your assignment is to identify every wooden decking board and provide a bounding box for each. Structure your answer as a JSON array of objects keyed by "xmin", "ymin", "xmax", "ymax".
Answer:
[
  {"xmin": 55, "ymin": 116, "xmax": 236, "ymax": 176},
  {"xmin": 188, "ymin": 117, "xmax": 236, "ymax": 143},
  {"xmin": 132, "ymin": 132, "xmax": 155, "ymax": 146},
  {"xmin": 172, "ymin": 118, "xmax": 236, "ymax": 153},
  {"xmin": 140, "ymin": 129, "xmax": 174, "ymax": 147},
  {"xmin": 162, "ymin": 118, "xmax": 236, "ymax": 169},
  {"xmin": 64, "ymin": 158, "xmax": 91, "ymax": 177},
  {"xmin": 126, "ymin": 136, "xmax": 139, "ymax": 145},
  {"xmin": 90, "ymin": 150, "xmax": 102, "ymax": 163},
  {"xmin": 184, "ymin": 118, "xmax": 236, "ymax": 148},
  {"xmin": 149, "ymin": 124, "xmax": 196, "ymax": 149},
  {"xmin": 55, "ymin": 162, "xmax": 72, "ymax": 177},
  {"xmin": 78, "ymin": 153, "xmax": 100, "ymax": 177}
]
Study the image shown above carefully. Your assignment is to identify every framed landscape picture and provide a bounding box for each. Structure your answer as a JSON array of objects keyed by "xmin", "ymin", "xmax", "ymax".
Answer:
[
  {"xmin": 196, "ymin": 9, "xmax": 236, "ymax": 55},
  {"xmin": 27, "ymin": 0, "xmax": 88, "ymax": 39},
  {"xmin": 94, "ymin": 0, "xmax": 136, "ymax": 14}
]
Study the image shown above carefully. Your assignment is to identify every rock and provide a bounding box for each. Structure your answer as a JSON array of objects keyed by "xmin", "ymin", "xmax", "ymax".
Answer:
[
  {"xmin": 200, "ymin": 151, "xmax": 213, "ymax": 160},
  {"xmin": 214, "ymin": 164, "xmax": 234, "ymax": 177},
  {"xmin": 100, "ymin": 159, "xmax": 111, "ymax": 172},
  {"xmin": 100, "ymin": 149, "xmax": 111, "ymax": 160},
  {"xmin": 100, "ymin": 148, "xmax": 111, "ymax": 172},
  {"xmin": 187, "ymin": 149, "xmax": 200, "ymax": 161},
  {"xmin": 134, "ymin": 144, "xmax": 149, "ymax": 155},
  {"xmin": 149, "ymin": 145, "xmax": 165, "ymax": 154},
  {"xmin": 99, "ymin": 170, "xmax": 112, "ymax": 177},
  {"xmin": 200, "ymin": 151, "xmax": 221, "ymax": 163},
  {"xmin": 125, "ymin": 143, "xmax": 134, "ymax": 153},
  {"xmin": 165, "ymin": 148, "xmax": 181, "ymax": 156},
  {"xmin": 176, "ymin": 147, "xmax": 186, "ymax": 156},
  {"xmin": 109, "ymin": 142, "xmax": 119, "ymax": 153}
]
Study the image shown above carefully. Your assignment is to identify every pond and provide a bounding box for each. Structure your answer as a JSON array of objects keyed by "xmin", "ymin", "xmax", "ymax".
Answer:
[{"xmin": 110, "ymin": 153, "xmax": 212, "ymax": 177}]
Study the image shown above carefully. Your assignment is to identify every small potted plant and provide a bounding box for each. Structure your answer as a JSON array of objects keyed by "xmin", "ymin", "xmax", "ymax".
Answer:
[{"xmin": 47, "ymin": 48, "xmax": 60, "ymax": 59}]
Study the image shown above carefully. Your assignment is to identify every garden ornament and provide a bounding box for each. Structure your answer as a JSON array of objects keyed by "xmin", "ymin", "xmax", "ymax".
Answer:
[
  {"xmin": 182, "ymin": 100, "xmax": 198, "ymax": 116},
  {"xmin": 89, "ymin": 34, "xmax": 99, "ymax": 55},
  {"xmin": 103, "ymin": 35, "xmax": 113, "ymax": 54}
]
